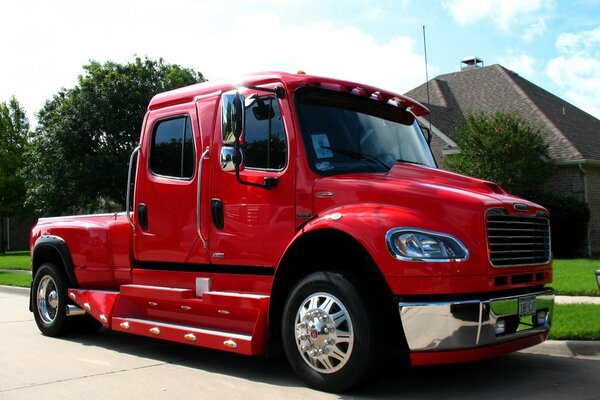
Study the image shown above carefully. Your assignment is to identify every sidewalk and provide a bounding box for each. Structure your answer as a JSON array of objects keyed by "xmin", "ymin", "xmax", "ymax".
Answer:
[{"xmin": 556, "ymin": 295, "xmax": 600, "ymax": 305}]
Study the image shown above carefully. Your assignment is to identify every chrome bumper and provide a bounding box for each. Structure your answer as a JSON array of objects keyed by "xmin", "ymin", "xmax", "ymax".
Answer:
[
  {"xmin": 596, "ymin": 269, "xmax": 600, "ymax": 290},
  {"xmin": 399, "ymin": 289, "xmax": 554, "ymax": 352}
]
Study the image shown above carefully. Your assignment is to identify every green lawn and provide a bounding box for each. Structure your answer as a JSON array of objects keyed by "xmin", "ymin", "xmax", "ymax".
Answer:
[
  {"xmin": 552, "ymin": 259, "xmax": 600, "ymax": 296},
  {"xmin": 0, "ymin": 251, "xmax": 31, "ymax": 271},
  {"xmin": 549, "ymin": 304, "xmax": 600, "ymax": 340},
  {"xmin": 0, "ymin": 272, "xmax": 31, "ymax": 287}
]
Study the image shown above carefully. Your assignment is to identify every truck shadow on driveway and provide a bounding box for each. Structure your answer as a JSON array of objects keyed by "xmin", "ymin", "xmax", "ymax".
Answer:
[{"xmin": 61, "ymin": 328, "xmax": 599, "ymax": 399}]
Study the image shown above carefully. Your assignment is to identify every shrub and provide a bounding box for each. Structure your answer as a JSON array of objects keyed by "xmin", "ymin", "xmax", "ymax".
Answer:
[{"xmin": 526, "ymin": 192, "xmax": 590, "ymax": 258}]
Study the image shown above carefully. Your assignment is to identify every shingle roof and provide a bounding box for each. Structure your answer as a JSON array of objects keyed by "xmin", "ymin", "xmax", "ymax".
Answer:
[{"xmin": 405, "ymin": 64, "xmax": 600, "ymax": 161}]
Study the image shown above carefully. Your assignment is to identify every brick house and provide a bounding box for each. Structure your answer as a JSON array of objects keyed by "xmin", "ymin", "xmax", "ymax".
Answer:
[{"xmin": 405, "ymin": 59, "xmax": 600, "ymax": 255}]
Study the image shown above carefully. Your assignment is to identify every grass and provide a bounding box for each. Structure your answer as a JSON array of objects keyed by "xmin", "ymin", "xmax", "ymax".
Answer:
[
  {"xmin": 552, "ymin": 259, "xmax": 600, "ymax": 296},
  {"xmin": 549, "ymin": 304, "xmax": 600, "ymax": 340},
  {"xmin": 0, "ymin": 272, "xmax": 31, "ymax": 287},
  {"xmin": 0, "ymin": 251, "xmax": 31, "ymax": 271}
]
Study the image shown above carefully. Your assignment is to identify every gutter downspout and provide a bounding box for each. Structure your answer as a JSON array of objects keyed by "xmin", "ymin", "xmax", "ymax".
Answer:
[{"xmin": 577, "ymin": 162, "xmax": 592, "ymax": 256}]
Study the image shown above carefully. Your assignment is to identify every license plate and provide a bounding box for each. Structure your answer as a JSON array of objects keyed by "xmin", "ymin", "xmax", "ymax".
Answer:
[{"xmin": 518, "ymin": 296, "xmax": 536, "ymax": 317}]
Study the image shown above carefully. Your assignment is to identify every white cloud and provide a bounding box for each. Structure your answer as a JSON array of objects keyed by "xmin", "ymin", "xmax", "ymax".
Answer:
[
  {"xmin": 498, "ymin": 54, "xmax": 536, "ymax": 78},
  {"xmin": 443, "ymin": 0, "xmax": 552, "ymax": 39},
  {"xmin": 556, "ymin": 28, "xmax": 600, "ymax": 56},
  {"xmin": 523, "ymin": 18, "xmax": 547, "ymax": 42},
  {"xmin": 546, "ymin": 28, "xmax": 600, "ymax": 118},
  {"xmin": 0, "ymin": 0, "xmax": 430, "ymax": 123}
]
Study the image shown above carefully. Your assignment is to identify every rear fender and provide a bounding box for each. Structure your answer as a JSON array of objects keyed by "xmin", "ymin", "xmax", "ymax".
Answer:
[{"xmin": 30, "ymin": 235, "xmax": 78, "ymax": 311}]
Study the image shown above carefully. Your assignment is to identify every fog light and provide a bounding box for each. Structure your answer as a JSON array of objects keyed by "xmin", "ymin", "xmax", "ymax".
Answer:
[
  {"xmin": 535, "ymin": 310, "xmax": 549, "ymax": 326},
  {"xmin": 495, "ymin": 319, "xmax": 506, "ymax": 335}
]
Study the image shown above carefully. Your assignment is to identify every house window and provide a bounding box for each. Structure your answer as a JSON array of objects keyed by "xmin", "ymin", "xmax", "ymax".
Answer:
[{"xmin": 150, "ymin": 115, "xmax": 195, "ymax": 179}]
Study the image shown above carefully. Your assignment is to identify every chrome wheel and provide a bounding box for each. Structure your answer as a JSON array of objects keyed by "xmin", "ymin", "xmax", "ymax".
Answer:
[
  {"xmin": 294, "ymin": 292, "xmax": 354, "ymax": 374},
  {"xmin": 37, "ymin": 275, "xmax": 59, "ymax": 325},
  {"xmin": 283, "ymin": 271, "xmax": 382, "ymax": 392}
]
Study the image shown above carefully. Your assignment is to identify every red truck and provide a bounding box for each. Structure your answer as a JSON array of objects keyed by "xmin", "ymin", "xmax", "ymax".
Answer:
[{"xmin": 30, "ymin": 71, "xmax": 554, "ymax": 392}]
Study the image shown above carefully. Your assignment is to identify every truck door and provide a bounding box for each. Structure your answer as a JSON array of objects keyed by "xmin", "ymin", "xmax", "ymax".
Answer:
[
  {"xmin": 208, "ymin": 87, "xmax": 296, "ymax": 267},
  {"xmin": 133, "ymin": 103, "xmax": 209, "ymax": 264}
]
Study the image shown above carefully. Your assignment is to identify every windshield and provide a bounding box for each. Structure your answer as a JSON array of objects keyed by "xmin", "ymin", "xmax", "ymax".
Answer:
[{"xmin": 295, "ymin": 88, "xmax": 436, "ymax": 175}]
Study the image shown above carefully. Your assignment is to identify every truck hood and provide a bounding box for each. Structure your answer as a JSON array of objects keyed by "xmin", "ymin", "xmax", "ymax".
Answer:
[{"xmin": 312, "ymin": 163, "xmax": 543, "ymax": 239}]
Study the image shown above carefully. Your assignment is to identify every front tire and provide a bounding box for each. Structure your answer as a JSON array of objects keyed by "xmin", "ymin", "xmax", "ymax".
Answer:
[
  {"xmin": 282, "ymin": 271, "xmax": 382, "ymax": 392},
  {"xmin": 32, "ymin": 263, "xmax": 72, "ymax": 336}
]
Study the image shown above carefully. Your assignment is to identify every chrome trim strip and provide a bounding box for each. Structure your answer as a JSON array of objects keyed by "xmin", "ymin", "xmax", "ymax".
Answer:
[
  {"xmin": 196, "ymin": 146, "xmax": 210, "ymax": 248},
  {"xmin": 398, "ymin": 289, "xmax": 554, "ymax": 352},
  {"xmin": 126, "ymin": 146, "xmax": 141, "ymax": 228}
]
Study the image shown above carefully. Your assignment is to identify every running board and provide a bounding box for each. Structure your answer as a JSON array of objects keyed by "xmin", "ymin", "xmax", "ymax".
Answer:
[
  {"xmin": 68, "ymin": 285, "xmax": 270, "ymax": 355},
  {"xmin": 112, "ymin": 317, "xmax": 259, "ymax": 354}
]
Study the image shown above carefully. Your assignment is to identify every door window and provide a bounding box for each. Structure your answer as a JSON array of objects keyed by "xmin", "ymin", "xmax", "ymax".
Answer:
[
  {"xmin": 244, "ymin": 96, "xmax": 287, "ymax": 170},
  {"xmin": 150, "ymin": 115, "xmax": 195, "ymax": 179}
]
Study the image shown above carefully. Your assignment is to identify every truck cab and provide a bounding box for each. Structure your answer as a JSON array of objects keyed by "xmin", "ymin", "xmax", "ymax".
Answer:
[{"xmin": 30, "ymin": 71, "xmax": 554, "ymax": 392}]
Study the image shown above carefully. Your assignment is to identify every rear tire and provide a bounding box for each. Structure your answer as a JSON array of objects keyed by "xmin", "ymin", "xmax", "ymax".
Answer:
[
  {"xmin": 32, "ymin": 263, "xmax": 72, "ymax": 336},
  {"xmin": 282, "ymin": 271, "xmax": 382, "ymax": 392}
]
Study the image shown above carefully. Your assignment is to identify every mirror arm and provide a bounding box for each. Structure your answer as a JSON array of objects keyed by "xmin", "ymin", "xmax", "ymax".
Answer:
[
  {"xmin": 234, "ymin": 167, "xmax": 278, "ymax": 190},
  {"xmin": 232, "ymin": 140, "xmax": 278, "ymax": 190}
]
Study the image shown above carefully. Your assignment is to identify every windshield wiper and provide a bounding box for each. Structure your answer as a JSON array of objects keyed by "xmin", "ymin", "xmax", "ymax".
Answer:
[
  {"xmin": 396, "ymin": 159, "xmax": 425, "ymax": 166},
  {"xmin": 322, "ymin": 146, "xmax": 390, "ymax": 170}
]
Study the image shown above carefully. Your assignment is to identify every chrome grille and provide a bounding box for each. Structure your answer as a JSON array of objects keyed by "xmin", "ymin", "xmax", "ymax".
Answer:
[{"xmin": 487, "ymin": 213, "xmax": 551, "ymax": 267}]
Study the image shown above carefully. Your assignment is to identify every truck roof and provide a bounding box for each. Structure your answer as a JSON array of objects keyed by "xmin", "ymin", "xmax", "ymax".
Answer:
[{"xmin": 148, "ymin": 71, "xmax": 429, "ymax": 116}]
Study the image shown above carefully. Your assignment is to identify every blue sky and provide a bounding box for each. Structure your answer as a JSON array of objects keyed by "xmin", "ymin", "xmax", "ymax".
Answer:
[{"xmin": 2, "ymin": 0, "xmax": 600, "ymax": 122}]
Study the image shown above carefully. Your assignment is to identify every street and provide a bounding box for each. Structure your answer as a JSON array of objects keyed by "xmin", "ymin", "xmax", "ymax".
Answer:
[{"xmin": 2, "ymin": 286, "xmax": 599, "ymax": 400}]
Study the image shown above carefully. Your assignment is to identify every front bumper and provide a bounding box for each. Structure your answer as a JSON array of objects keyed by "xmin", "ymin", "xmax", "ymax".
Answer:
[
  {"xmin": 399, "ymin": 288, "xmax": 554, "ymax": 364},
  {"xmin": 596, "ymin": 269, "xmax": 600, "ymax": 290}
]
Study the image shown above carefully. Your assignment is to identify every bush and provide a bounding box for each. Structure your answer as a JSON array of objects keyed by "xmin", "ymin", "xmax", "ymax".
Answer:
[{"xmin": 527, "ymin": 192, "xmax": 590, "ymax": 258}]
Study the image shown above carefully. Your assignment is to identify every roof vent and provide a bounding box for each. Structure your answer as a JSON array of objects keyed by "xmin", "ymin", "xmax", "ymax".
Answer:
[{"xmin": 460, "ymin": 56, "xmax": 484, "ymax": 70}]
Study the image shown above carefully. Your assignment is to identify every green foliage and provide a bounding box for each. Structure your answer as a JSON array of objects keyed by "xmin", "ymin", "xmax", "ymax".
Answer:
[
  {"xmin": 0, "ymin": 98, "xmax": 29, "ymax": 217},
  {"xmin": 553, "ymin": 259, "xmax": 599, "ymax": 296},
  {"xmin": 23, "ymin": 57, "xmax": 204, "ymax": 215},
  {"xmin": 446, "ymin": 111, "xmax": 554, "ymax": 196},
  {"xmin": 528, "ymin": 192, "xmax": 590, "ymax": 258}
]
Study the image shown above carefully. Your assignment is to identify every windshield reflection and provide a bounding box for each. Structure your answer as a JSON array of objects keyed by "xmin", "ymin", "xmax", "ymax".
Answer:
[{"xmin": 295, "ymin": 88, "xmax": 436, "ymax": 175}]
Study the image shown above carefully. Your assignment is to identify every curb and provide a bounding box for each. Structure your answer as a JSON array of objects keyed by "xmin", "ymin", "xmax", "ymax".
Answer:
[
  {"xmin": 0, "ymin": 285, "xmax": 29, "ymax": 296},
  {"xmin": 522, "ymin": 340, "xmax": 600, "ymax": 359}
]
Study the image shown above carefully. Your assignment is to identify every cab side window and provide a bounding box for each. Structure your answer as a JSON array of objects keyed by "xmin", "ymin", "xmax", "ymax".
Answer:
[
  {"xmin": 150, "ymin": 116, "xmax": 195, "ymax": 179},
  {"xmin": 244, "ymin": 96, "xmax": 287, "ymax": 170}
]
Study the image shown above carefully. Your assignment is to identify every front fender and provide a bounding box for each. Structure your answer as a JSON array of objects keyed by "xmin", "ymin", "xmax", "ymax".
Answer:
[
  {"xmin": 299, "ymin": 203, "xmax": 421, "ymax": 265},
  {"xmin": 294, "ymin": 203, "xmax": 478, "ymax": 279}
]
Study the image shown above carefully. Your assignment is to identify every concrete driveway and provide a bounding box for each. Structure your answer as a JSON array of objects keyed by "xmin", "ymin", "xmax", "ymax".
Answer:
[{"xmin": 2, "ymin": 286, "xmax": 599, "ymax": 400}]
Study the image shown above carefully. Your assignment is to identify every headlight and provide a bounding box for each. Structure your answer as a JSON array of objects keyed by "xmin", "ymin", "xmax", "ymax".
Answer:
[{"xmin": 386, "ymin": 228, "xmax": 469, "ymax": 262}]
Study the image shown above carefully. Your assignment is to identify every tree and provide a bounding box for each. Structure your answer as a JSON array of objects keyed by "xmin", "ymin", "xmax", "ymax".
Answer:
[
  {"xmin": 23, "ymin": 57, "xmax": 204, "ymax": 215},
  {"xmin": 0, "ymin": 97, "xmax": 30, "ymax": 253},
  {"xmin": 445, "ymin": 111, "xmax": 554, "ymax": 196}
]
